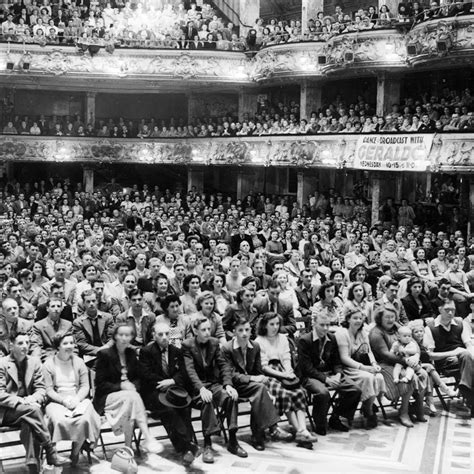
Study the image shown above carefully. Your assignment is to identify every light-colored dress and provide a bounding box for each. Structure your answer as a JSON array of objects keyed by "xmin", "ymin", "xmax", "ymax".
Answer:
[
  {"xmin": 43, "ymin": 355, "xmax": 101, "ymax": 445},
  {"xmin": 335, "ymin": 328, "xmax": 385, "ymax": 402}
]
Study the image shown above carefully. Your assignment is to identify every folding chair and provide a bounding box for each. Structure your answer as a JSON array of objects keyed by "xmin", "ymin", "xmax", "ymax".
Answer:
[
  {"xmin": 304, "ymin": 389, "xmax": 338, "ymax": 432},
  {"xmin": 433, "ymin": 366, "xmax": 461, "ymax": 412}
]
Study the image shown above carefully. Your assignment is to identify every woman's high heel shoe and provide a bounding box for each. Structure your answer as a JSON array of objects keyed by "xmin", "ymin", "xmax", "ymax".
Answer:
[{"xmin": 142, "ymin": 439, "xmax": 164, "ymax": 454}]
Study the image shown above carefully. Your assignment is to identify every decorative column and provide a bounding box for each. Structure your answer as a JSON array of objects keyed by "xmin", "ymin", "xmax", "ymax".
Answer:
[
  {"xmin": 376, "ymin": 73, "xmax": 401, "ymax": 117},
  {"xmin": 395, "ymin": 174, "xmax": 403, "ymax": 203},
  {"xmin": 371, "ymin": 173, "xmax": 381, "ymax": 225},
  {"xmin": 238, "ymin": 89, "xmax": 259, "ymax": 122},
  {"xmin": 239, "ymin": 0, "xmax": 260, "ymax": 36},
  {"xmin": 302, "ymin": 0, "xmax": 324, "ymax": 34},
  {"xmin": 187, "ymin": 167, "xmax": 204, "ymax": 193},
  {"xmin": 187, "ymin": 93, "xmax": 201, "ymax": 124},
  {"xmin": 83, "ymin": 167, "xmax": 94, "ymax": 193},
  {"xmin": 85, "ymin": 92, "xmax": 96, "ymax": 127},
  {"xmin": 300, "ymin": 80, "xmax": 322, "ymax": 120},
  {"xmin": 469, "ymin": 175, "xmax": 474, "ymax": 238},
  {"xmin": 236, "ymin": 170, "xmax": 244, "ymax": 200}
]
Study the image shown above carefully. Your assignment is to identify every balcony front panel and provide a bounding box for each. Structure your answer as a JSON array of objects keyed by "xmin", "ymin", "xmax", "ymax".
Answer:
[
  {"xmin": 406, "ymin": 14, "xmax": 474, "ymax": 67},
  {"xmin": 0, "ymin": 44, "xmax": 252, "ymax": 91},
  {"xmin": 0, "ymin": 133, "xmax": 472, "ymax": 172}
]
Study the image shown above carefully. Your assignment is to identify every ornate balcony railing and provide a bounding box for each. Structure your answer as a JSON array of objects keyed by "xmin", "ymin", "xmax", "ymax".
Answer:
[
  {"xmin": 1, "ymin": 15, "xmax": 473, "ymax": 86},
  {"xmin": 0, "ymin": 43, "xmax": 251, "ymax": 90},
  {"xmin": 0, "ymin": 133, "xmax": 472, "ymax": 172}
]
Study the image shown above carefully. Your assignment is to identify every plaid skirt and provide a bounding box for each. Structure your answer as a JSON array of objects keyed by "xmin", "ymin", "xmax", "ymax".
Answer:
[{"xmin": 266, "ymin": 377, "xmax": 307, "ymax": 416}]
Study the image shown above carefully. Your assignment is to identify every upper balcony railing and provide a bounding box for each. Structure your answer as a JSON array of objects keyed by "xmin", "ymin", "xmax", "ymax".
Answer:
[
  {"xmin": 0, "ymin": 10, "xmax": 473, "ymax": 86},
  {"xmin": 0, "ymin": 132, "xmax": 472, "ymax": 173}
]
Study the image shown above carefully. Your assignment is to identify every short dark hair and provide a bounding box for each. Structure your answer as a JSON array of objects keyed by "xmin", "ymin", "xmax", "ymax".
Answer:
[
  {"xmin": 232, "ymin": 317, "xmax": 250, "ymax": 330},
  {"xmin": 406, "ymin": 276, "xmax": 423, "ymax": 293},
  {"xmin": 183, "ymin": 274, "xmax": 200, "ymax": 292},
  {"xmin": 10, "ymin": 330, "xmax": 29, "ymax": 343},
  {"xmin": 385, "ymin": 279, "xmax": 398, "ymax": 288},
  {"xmin": 51, "ymin": 330, "xmax": 74, "ymax": 350},
  {"xmin": 347, "ymin": 282, "xmax": 366, "ymax": 301},
  {"xmin": 129, "ymin": 288, "xmax": 142, "ymax": 300},
  {"xmin": 318, "ymin": 280, "xmax": 335, "ymax": 300},
  {"xmin": 437, "ymin": 278, "xmax": 451, "ymax": 288},
  {"xmin": 162, "ymin": 294, "xmax": 181, "ymax": 311},
  {"xmin": 193, "ymin": 316, "xmax": 209, "ymax": 331},
  {"xmin": 257, "ymin": 312, "xmax": 282, "ymax": 336}
]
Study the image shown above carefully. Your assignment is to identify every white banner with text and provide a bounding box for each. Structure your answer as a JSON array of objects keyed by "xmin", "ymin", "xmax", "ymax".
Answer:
[{"xmin": 354, "ymin": 134, "xmax": 434, "ymax": 171}]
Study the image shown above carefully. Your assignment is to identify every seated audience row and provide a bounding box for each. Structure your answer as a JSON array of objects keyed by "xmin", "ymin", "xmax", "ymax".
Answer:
[
  {"xmin": 0, "ymin": 177, "xmax": 473, "ymax": 471},
  {"xmin": 2, "ymin": 89, "xmax": 474, "ymax": 137}
]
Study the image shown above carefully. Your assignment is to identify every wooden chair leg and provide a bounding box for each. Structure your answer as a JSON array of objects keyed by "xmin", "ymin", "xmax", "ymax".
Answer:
[
  {"xmin": 133, "ymin": 430, "xmax": 141, "ymax": 455},
  {"xmin": 434, "ymin": 386, "xmax": 449, "ymax": 411},
  {"xmin": 214, "ymin": 404, "xmax": 228, "ymax": 443},
  {"xmin": 377, "ymin": 396, "xmax": 388, "ymax": 420},
  {"xmin": 99, "ymin": 433, "xmax": 108, "ymax": 461}
]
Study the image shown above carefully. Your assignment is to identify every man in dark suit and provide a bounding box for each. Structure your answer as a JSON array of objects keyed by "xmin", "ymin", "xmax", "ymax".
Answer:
[
  {"xmin": 11, "ymin": 193, "xmax": 28, "ymax": 215},
  {"xmin": 72, "ymin": 289, "xmax": 114, "ymax": 365},
  {"xmin": 295, "ymin": 268, "xmax": 320, "ymax": 332},
  {"xmin": 182, "ymin": 20, "xmax": 198, "ymax": 41},
  {"xmin": 252, "ymin": 259, "xmax": 272, "ymax": 291},
  {"xmin": 35, "ymin": 282, "xmax": 74, "ymax": 322},
  {"xmin": 253, "ymin": 281, "xmax": 297, "ymax": 337},
  {"xmin": 222, "ymin": 318, "xmax": 281, "ymax": 450},
  {"xmin": 139, "ymin": 321, "xmax": 198, "ymax": 466},
  {"xmin": 230, "ymin": 225, "xmax": 254, "ymax": 256},
  {"xmin": 297, "ymin": 313, "xmax": 361, "ymax": 436},
  {"xmin": 30, "ymin": 298, "xmax": 73, "ymax": 361},
  {"xmin": 0, "ymin": 298, "xmax": 33, "ymax": 356},
  {"xmin": 0, "ymin": 331, "xmax": 68, "ymax": 472},
  {"xmin": 182, "ymin": 317, "xmax": 246, "ymax": 464}
]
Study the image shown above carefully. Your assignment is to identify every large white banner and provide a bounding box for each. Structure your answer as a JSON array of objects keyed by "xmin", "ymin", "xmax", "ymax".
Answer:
[{"xmin": 354, "ymin": 134, "xmax": 434, "ymax": 171}]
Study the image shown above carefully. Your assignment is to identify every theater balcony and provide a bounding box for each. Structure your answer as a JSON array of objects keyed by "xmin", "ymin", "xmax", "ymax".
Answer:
[
  {"xmin": 0, "ymin": 43, "xmax": 252, "ymax": 92},
  {"xmin": 405, "ymin": 13, "xmax": 474, "ymax": 68},
  {"xmin": 0, "ymin": 133, "xmax": 472, "ymax": 173},
  {"xmin": 251, "ymin": 14, "xmax": 474, "ymax": 83}
]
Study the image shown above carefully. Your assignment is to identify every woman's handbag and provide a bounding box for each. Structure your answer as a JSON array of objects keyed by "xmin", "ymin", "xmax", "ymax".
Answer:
[
  {"xmin": 110, "ymin": 447, "xmax": 138, "ymax": 474},
  {"xmin": 268, "ymin": 359, "xmax": 301, "ymax": 390},
  {"xmin": 352, "ymin": 343, "xmax": 371, "ymax": 366}
]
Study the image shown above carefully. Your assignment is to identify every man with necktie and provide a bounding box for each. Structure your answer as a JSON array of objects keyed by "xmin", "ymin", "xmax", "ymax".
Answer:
[
  {"xmin": 182, "ymin": 317, "xmax": 247, "ymax": 463},
  {"xmin": 297, "ymin": 313, "xmax": 361, "ymax": 436},
  {"xmin": 253, "ymin": 281, "xmax": 297, "ymax": 337},
  {"xmin": 139, "ymin": 321, "xmax": 198, "ymax": 466},
  {"xmin": 73, "ymin": 289, "xmax": 114, "ymax": 365},
  {"xmin": 29, "ymin": 297, "xmax": 73, "ymax": 361},
  {"xmin": 222, "ymin": 318, "xmax": 284, "ymax": 450}
]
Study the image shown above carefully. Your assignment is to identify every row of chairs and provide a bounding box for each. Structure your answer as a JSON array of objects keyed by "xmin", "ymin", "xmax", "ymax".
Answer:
[{"xmin": 0, "ymin": 367, "xmax": 466, "ymax": 468}]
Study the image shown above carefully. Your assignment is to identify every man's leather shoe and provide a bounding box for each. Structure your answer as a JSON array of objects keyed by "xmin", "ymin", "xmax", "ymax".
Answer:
[
  {"xmin": 182, "ymin": 450, "xmax": 195, "ymax": 466},
  {"xmin": 251, "ymin": 436, "xmax": 265, "ymax": 451},
  {"xmin": 269, "ymin": 426, "xmax": 293, "ymax": 441},
  {"xmin": 328, "ymin": 417, "xmax": 349, "ymax": 432},
  {"xmin": 315, "ymin": 426, "xmax": 327, "ymax": 436},
  {"xmin": 27, "ymin": 464, "xmax": 39, "ymax": 474},
  {"xmin": 202, "ymin": 445, "xmax": 214, "ymax": 464},
  {"xmin": 44, "ymin": 443, "xmax": 68, "ymax": 466},
  {"xmin": 228, "ymin": 442, "xmax": 248, "ymax": 458}
]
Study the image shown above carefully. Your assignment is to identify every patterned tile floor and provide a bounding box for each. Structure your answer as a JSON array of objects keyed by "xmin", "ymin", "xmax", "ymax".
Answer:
[{"xmin": 0, "ymin": 399, "xmax": 472, "ymax": 474}]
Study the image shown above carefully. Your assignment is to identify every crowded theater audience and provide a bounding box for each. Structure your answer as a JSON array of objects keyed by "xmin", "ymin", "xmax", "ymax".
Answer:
[
  {"xmin": 0, "ymin": 175, "xmax": 472, "ymax": 470},
  {"xmin": 2, "ymin": 88, "xmax": 474, "ymax": 138},
  {"xmin": 1, "ymin": 1, "xmax": 472, "ymax": 50}
]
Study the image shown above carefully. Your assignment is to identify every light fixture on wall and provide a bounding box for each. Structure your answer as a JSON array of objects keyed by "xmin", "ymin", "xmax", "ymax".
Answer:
[
  {"xmin": 19, "ymin": 52, "xmax": 31, "ymax": 70},
  {"xmin": 6, "ymin": 57, "xmax": 14, "ymax": 70},
  {"xmin": 406, "ymin": 42, "xmax": 419, "ymax": 56},
  {"xmin": 6, "ymin": 41, "xmax": 14, "ymax": 70}
]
